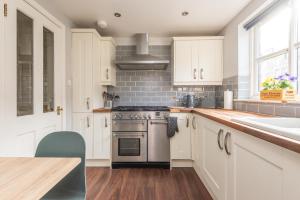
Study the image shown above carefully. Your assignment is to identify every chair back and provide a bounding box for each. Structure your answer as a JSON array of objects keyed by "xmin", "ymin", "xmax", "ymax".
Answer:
[{"xmin": 35, "ymin": 131, "xmax": 86, "ymax": 194}]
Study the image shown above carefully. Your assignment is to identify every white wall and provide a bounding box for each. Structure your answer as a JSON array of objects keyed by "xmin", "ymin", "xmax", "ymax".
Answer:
[
  {"xmin": 219, "ymin": 0, "xmax": 269, "ymax": 79},
  {"xmin": 34, "ymin": 0, "xmax": 76, "ymax": 129}
]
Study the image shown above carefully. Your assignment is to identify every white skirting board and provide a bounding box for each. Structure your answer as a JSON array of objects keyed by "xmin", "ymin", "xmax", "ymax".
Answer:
[
  {"xmin": 171, "ymin": 159, "xmax": 193, "ymax": 168},
  {"xmin": 86, "ymin": 159, "xmax": 111, "ymax": 167}
]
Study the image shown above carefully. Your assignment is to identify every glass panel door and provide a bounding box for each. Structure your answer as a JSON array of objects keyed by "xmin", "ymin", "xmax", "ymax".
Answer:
[
  {"xmin": 17, "ymin": 11, "xmax": 34, "ymax": 116},
  {"xmin": 43, "ymin": 27, "xmax": 54, "ymax": 113}
]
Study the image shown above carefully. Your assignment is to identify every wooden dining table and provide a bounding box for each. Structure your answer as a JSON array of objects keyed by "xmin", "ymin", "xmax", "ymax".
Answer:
[{"xmin": 0, "ymin": 157, "xmax": 81, "ymax": 200}]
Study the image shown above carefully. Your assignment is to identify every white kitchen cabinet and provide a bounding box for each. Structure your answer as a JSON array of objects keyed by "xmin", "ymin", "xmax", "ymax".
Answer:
[
  {"xmin": 93, "ymin": 113, "xmax": 111, "ymax": 159},
  {"xmin": 227, "ymin": 128, "xmax": 300, "ymax": 200},
  {"xmin": 172, "ymin": 41, "xmax": 198, "ymax": 84},
  {"xmin": 173, "ymin": 37, "xmax": 223, "ymax": 86},
  {"xmin": 72, "ymin": 113, "xmax": 94, "ymax": 159},
  {"xmin": 72, "ymin": 31, "xmax": 94, "ymax": 113},
  {"xmin": 170, "ymin": 113, "xmax": 191, "ymax": 160},
  {"xmin": 191, "ymin": 115, "xmax": 203, "ymax": 176},
  {"xmin": 196, "ymin": 116, "xmax": 300, "ymax": 200},
  {"xmin": 201, "ymin": 118, "xmax": 228, "ymax": 200},
  {"xmin": 73, "ymin": 113, "xmax": 111, "ymax": 161},
  {"xmin": 72, "ymin": 29, "xmax": 109, "ymax": 112},
  {"xmin": 100, "ymin": 38, "xmax": 116, "ymax": 86}
]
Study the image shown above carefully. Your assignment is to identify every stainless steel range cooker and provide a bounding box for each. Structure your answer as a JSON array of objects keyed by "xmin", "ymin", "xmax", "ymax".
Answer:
[{"xmin": 111, "ymin": 106, "xmax": 170, "ymax": 168}]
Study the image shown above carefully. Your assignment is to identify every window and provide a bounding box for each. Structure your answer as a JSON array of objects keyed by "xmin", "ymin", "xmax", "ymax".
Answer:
[
  {"xmin": 250, "ymin": 0, "xmax": 300, "ymax": 96},
  {"xmin": 17, "ymin": 11, "xmax": 33, "ymax": 116},
  {"xmin": 43, "ymin": 27, "xmax": 54, "ymax": 113}
]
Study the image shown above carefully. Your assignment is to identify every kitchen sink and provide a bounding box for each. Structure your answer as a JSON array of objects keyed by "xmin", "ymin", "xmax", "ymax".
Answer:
[{"xmin": 231, "ymin": 117, "xmax": 300, "ymax": 141}]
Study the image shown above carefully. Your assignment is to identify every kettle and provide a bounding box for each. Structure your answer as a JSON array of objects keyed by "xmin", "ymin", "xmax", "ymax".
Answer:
[{"xmin": 186, "ymin": 94, "xmax": 195, "ymax": 108}]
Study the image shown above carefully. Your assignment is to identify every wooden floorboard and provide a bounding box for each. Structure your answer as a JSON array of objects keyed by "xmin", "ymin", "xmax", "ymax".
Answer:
[{"xmin": 86, "ymin": 167, "xmax": 212, "ymax": 200}]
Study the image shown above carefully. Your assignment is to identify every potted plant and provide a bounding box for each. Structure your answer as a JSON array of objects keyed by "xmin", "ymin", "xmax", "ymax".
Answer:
[{"xmin": 260, "ymin": 73, "xmax": 297, "ymax": 101}]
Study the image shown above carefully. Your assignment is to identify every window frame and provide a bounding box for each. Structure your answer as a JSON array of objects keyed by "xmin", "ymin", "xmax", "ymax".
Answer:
[{"xmin": 250, "ymin": 0, "xmax": 300, "ymax": 97}]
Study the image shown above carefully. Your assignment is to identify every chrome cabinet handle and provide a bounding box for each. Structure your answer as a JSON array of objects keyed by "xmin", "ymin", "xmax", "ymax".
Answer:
[
  {"xmin": 224, "ymin": 132, "xmax": 231, "ymax": 155},
  {"xmin": 87, "ymin": 116, "xmax": 90, "ymax": 128},
  {"xmin": 193, "ymin": 68, "xmax": 197, "ymax": 79},
  {"xmin": 200, "ymin": 68, "xmax": 204, "ymax": 80},
  {"xmin": 105, "ymin": 117, "xmax": 108, "ymax": 127},
  {"xmin": 186, "ymin": 116, "xmax": 189, "ymax": 128},
  {"xmin": 86, "ymin": 97, "xmax": 90, "ymax": 110},
  {"xmin": 192, "ymin": 116, "xmax": 196, "ymax": 130},
  {"xmin": 217, "ymin": 129, "xmax": 224, "ymax": 150},
  {"xmin": 106, "ymin": 68, "xmax": 109, "ymax": 80}
]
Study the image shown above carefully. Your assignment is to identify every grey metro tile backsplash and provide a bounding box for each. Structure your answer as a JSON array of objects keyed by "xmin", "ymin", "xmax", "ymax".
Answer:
[{"xmin": 108, "ymin": 45, "xmax": 218, "ymax": 107}]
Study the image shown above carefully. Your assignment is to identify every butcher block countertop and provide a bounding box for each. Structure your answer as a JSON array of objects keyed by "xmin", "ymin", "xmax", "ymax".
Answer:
[
  {"xmin": 0, "ymin": 157, "xmax": 81, "ymax": 200},
  {"xmin": 170, "ymin": 107, "xmax": 300, "ymax": 154},
  {"xmin": 93, "ymin": 108, "xmax": 111, "ymax": 113}
]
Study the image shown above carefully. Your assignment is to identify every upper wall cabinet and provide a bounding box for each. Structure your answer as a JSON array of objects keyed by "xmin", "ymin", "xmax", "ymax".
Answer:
[
  {"xmin": 99, "ymin": 38, "xmax": 116, "ymax": 86},
  {"xmin": 172, "ymin": 37, "xmax": 224, "ymax": 86}
]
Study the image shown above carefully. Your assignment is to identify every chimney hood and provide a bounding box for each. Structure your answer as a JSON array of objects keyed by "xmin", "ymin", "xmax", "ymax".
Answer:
[{"xmin": 115, "ymin": 33, "xmax": 170, "ymax": 70}]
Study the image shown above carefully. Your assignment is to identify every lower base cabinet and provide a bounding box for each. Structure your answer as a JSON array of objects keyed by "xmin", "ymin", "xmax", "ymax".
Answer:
[
  {"xmin": 72, "ymin": 113, "xmax": 111, "ymax": 161},
  {"xmin": 93, "ymin": 113, "xmax": 111, "ymax": 159},
  {"xmin": 170, "ymin": 113, "xmax": 191, "ymax": 160},
  {"xmin": 191, "ymin": 117, "xmax": 300, "ymax": 200},
  {"xmin": 72, "ymin": 113, "xmax": 94, "ymax": 159},
  {"xmin": 201, "ymin": 118, "xmax": 228, "ymax": 200}
]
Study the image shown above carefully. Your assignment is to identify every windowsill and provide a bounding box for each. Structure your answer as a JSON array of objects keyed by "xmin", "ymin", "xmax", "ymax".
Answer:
[{"xmin": 234, "ymin": 98, "xmax": 300, "ymax": 105}]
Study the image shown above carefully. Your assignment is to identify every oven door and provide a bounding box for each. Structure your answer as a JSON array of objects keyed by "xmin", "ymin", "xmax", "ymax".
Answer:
[{"xmin": 112, "ymin": 132, "xmax": 147, "ymax": 162}]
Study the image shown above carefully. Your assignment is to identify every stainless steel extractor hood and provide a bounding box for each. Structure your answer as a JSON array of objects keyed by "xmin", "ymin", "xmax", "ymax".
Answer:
[{"xmin": 115, "ymin": 33, "xmax": 170, "ymax": 70}]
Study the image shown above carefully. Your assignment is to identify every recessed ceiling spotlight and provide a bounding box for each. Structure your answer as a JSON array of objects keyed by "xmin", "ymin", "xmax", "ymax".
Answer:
[
  {"xmin": 182, "ymin": 11, "xmax": 189, "ymax": 16},
  {"xmin": 114, "ymin": 12, "xmax": 121, "ymax": 17}
]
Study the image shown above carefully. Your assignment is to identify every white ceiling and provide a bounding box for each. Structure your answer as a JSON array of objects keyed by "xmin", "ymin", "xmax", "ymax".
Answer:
[{"xmin": 46, "ymin": 0, "xmax": 251, "ymax": 37}]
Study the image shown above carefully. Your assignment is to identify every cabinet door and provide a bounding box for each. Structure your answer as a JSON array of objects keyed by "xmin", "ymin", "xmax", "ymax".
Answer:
[
  {"xmin": 191, "ymin": 115, "xmax": 197, "ymax": 161},
  {"xmin": 100, "ymin": 40, "xmax": 116, "ymax": 85},
  {"xmin": 72, "ymin": 33, "xmax": 93, "ymax": 112},
  {"xmin": 173, "ymin": 41, "xmax": 198, "ymax": 84},
  {"xmin": 198, "ymin": 39, "xmax": 223, "ymax": 84},
  {"xmin": 170, "ymin": 113, "xmax": 191, "ymax": 159},
  {"xmin": 93, "ymin": 113, "xmax": 111, "ymax": 159},
  {"xmin": 110, "ymin": 43, "xmax": 117, "ymax": 86},
  {"xmin": 202, "ymin": 119, "xmax": 227, "ymax": 200},
  {"xmin": 72, "ymin": 113, "xmax": 94, "ymax": 159},
  {"xmin": 193, "ymin": 116, "xmax": 203, "ymax": 171},
  {"xmin": 228, "ymin": 130, "xmax": 284, "ymax": 200}
]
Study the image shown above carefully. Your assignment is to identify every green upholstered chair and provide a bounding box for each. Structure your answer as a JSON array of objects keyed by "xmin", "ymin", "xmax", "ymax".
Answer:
[{"xmin": 35, "ymin": 131, "xmax": 86, "ymax": 200}]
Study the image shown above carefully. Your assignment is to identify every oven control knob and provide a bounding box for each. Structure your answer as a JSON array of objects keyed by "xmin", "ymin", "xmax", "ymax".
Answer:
[
  {"xmin": 118, "ymin": 114, "xmax": 123, "ymax": 119},
  {"xmin": 148, "ymin": 114, "xmax": 151, "ymax": 119},
  {"xmin": 135, "ymin": 114, "xmax": 139, "ymax": 119},
  {"xmin": 130, "ymin": 114, "xmax": 134, "ymax": 119},
  {"xmin": 143, "ymin": 114, "xmax": 147, "ymax": 119}
]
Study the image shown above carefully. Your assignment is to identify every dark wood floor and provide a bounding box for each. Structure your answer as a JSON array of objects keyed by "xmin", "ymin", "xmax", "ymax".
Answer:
[{"xmin": 86, "ymin": 167, "xmax": 212, "ymax": 200}]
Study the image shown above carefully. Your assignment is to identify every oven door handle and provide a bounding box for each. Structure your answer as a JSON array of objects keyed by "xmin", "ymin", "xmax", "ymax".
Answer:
[
  {"xmin": 113, "ymin": 121, "xmax": 145, "ymax": 125},
  {"xmin": 150, "ymin": 121, "xmax": 168, "ymax": 125},
  {"xmin": 113, "ymin": 133, "xmax": 145, "ymax": 137}
]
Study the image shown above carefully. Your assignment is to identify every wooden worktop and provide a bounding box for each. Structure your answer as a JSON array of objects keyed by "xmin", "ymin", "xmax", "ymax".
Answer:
[
  {"xmin": 93, "ymin": 108, "xmax": 111, "ymax": 113},
  {"xmin": 170, "ymin": 107, "xmax": 300, "ymax": 154},
  {"xmin": 0, "ymin": 157, "xmax": 81, "ymax": 200}
]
